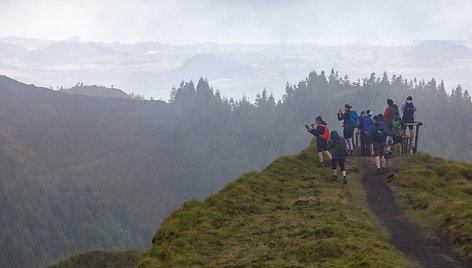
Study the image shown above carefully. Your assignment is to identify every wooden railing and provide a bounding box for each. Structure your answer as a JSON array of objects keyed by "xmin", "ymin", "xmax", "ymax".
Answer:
[{"xmin": 354, "ymin": 122, "xmax": 423, "ymax": 155}]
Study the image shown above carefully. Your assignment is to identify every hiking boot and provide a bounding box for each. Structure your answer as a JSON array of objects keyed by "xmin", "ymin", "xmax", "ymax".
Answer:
[
  {"xmin": 320, "ymin": 162, "xmax": 325, "ymax": 168},
  {"xmin": 343, "ymin": 177, "xmax": 347, "ymax": 184},
  {"xmin": 333, "ymin": 174, "xmax": 338, "ymax": 180},
  {"xmin": 376, "ymin": 168, "xmax": 382, "ymax": 175}
]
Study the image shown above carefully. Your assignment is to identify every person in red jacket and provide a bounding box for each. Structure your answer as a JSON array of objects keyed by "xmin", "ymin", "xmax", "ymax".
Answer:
[
  {"xmin": 383, "ymin": 99, "xmax": 397, "ymax": 145},
  {"xmin": 306, "ymin": 116, "xmax": 332, "ymax": 167},
  {"xmin": 383, "ymin": 99, "xmax": 394, "ymax": 128}
]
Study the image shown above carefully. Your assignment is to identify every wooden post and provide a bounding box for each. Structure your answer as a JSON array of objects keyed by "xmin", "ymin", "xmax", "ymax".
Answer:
[
  {"xmin": 414, "ymin": 122, "xmax": 423, "ymax": 153},
  {"xmin": 402, "ymin": 135, "xmax": 410, "ymax": 154},
  {"xmin": 404, "ymin": 122, "xmax": 423, "ymax": 153}
]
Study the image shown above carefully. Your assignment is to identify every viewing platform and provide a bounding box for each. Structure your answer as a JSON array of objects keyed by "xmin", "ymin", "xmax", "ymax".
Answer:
[{"xmin": 354, "ymin": 122, "xmax": 423, "ymax": 155}]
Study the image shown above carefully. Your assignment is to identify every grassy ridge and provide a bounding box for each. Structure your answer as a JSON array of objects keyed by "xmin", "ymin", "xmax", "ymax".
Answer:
[
  {"xmin": 46, "ymin": 250, "xmax": 143, "ymax": 268},
  {"xmin": 136, "ymin": 140, "xmax": 415, "ymax": 267},
  {"xmin": 387, "ymin": 153, "xmax": 472, "ymax": 262}
]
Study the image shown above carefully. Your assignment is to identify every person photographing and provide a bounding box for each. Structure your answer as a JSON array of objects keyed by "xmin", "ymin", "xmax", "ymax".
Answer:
[{"xmin": 306, "ymin": 116, "xmax": 332, "ymax": 167}]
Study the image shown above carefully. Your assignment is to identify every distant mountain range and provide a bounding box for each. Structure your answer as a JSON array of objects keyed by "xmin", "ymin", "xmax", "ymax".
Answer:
[{"xmin": 2, "ymin": 36, "xmax": 472, "ymax": 101}]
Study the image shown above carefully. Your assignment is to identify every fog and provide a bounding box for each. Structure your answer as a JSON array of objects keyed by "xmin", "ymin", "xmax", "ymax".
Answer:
[
  {"xmin": 1, "ymin": 0, "xmax": 472, "ymax": 100},
  {"xmin": 2, "ymin": 0, "xmax": 472, "ymax": 44}
]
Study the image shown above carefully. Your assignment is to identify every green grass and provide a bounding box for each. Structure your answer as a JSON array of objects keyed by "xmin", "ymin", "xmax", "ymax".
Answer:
[
  {"xmin": 387, "ymin": 152, "xmax": 472, "ymax": 262},
  {"xmin": 136, "ymin": 140, "xmax": 416, "ymax": 267},
  {"xmin": 45, "ymin": 250, "xmax": 143, "ymax": 268}
]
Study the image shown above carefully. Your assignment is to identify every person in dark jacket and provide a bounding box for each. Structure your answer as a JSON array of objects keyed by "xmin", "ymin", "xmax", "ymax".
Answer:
[
  {"xmin": 306, "ymin": 116, "xmax": 332, "ymax": 167},
  {"xmin": 337, "ymin": 104, "xmax": 354, "ymax": 155},
  {"xmin": 377, "ymin": 114, "xmax": 392, "ymax": 136},
  {"xmin": 368, "ymin": 115, "xmax": 390, "ymax": 175},
  {"xmin": 402, "ymin": 96, "xmax": 417, "ymax": 145},
  {"xmin": 328, "ymin": 130, "xmax": 348, "ymax": 184}
]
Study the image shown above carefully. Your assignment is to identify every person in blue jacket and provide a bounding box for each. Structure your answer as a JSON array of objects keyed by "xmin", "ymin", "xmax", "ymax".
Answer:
[
  {"xmin": 306, "ymin": 116, "xmax": 332, "ymax": 167},
  {"xmin": 358, "ymin": 110, "xmax": 374, "ymax": 157},
  {"xmin": 368, "ymin": 115, "xmax": 391, "ymax": 175},
  {"xmin": 376, "ymin": 114, "xmax": 391, "ymax": 136},
  {"xmin": 328, "ymin": 130, "xmax": 348, "ymax": 184}
]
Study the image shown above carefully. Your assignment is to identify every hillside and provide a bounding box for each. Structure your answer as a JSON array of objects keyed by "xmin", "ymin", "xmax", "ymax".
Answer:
[
  {"xmin": 136, "ymin": 141, "xmax": 415, "ymax": 267},
  {"xmin": 0, "ymin": 75, "xmax": 309, "ymax": 267},
  {"xmin": 60, "ymin": 85, "xmax": 132, "ymax": 99},
  {"xmin": 386, "ymin": 153, "xmax": 472, "ymax": 262},
  {"xmin": 0, "ymin": 75, "xmax": 171, "ymax": 267}
]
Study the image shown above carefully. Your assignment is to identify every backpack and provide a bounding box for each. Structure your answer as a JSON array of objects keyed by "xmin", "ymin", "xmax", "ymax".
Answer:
[
  {"xmin": 350, "ymin": 111, "xmax": 358, "ymax": 128},
  {"xmin": 391, "ymin": 104, "xmax": 399, "ymax": 119},
  {"xmin": 373, "ymin": 123, "xmax": 387, "ymax": 143},
  {"xmin": 361, "ymin": 115, "xmax": 373, "ymax": 133},
  {"xmin": 319, "ymin": 124, "xmax": 330, "ymax": 140},
  {"xmin": 403, "ymin": 102, "xmax": 414, "ymax": 118},
  {"xmin": 333, "ymin": 137, "xmax": 348, "ymax": 157},
  {"xmin": 391, "ymin": 119, "xmax": 402, "ymax": 136}
]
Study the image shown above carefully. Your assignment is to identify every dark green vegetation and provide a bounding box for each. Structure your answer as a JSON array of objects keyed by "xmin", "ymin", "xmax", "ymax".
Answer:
[
  {"xmin": 136, "ymin": 141, "xmax": 415, "ymax": 267},
  {"xmin": 46, "ymin": 250, "xmax": 143, "ymax": 268},
  {"xmin": 387, "ymin": 153, "xmax": 472, "ymax": 262},
  {"xmin": 1, "ymin": 69, "xmax": 471, "ymax": 267}
]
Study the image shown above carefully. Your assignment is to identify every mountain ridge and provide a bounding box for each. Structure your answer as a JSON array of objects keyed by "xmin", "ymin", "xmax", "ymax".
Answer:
[{"xmin": 135, "ymin": 141, "xmax": 416, "ymax": 267}]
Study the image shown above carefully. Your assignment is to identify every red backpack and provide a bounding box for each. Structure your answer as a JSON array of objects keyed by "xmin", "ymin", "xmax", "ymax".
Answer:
[{"xmin": 319, "ymin": 124, "xmax": 330, "ymax": 140}]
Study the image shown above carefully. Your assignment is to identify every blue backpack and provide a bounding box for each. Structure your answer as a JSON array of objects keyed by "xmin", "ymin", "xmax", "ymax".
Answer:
[
  {"xmin": 361, "ymin": 115, "xmax": 373, "ymax": 133},
  {"xmin": 350, "ymin": 111, "xmax": 358, "ymax": 128}
]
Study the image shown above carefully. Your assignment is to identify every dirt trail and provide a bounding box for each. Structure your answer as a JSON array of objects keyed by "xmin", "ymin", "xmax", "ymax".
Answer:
[{"xmin": 361, "ymin": 157, "xmax": 471, "ymax": 268}]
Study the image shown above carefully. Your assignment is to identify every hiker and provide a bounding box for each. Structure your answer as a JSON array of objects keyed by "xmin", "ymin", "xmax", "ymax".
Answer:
[
  {"xmin": 383, "ymin": 99, "xmax": 399, "ymax": 144},
  {"xmin": 328, "ymin": 131, "xmax": 348, "ymax": 184},
  {"xmin": 377, "ymin": 114, "xmax": 391, "ymax": 137},
  {"xmin": 306, "ymin": 116, "xmax": 332, "ymax": 167},
  {"xmin": 368, "ymin": 115, "xmax": 391, "ymax": 175},
  {"xmin": 358, "ymin": 110, "xmax": 374, "ymax": 157},
  {"xmin": 402, "ymin": 96, "xmax": 417, "ymax": 146},
  {"xmin": 391, "ymin": 112, "xmax": 406, "ymax": 155},
  {"xmin": 337, "ymin": 104, "xmax": 355, "ymax": 156}
]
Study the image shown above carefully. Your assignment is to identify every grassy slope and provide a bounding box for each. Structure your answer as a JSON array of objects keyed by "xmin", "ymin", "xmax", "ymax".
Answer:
[
  {"xmin": 136, "ymin": 140, "xmax": 415, "ymax": 267},
  {"xmin": 45, "ymin": 250, "xmax": 143, "ymax": 268},
  {"xmin": 387, "ymin": 153, "xmax": 472, "ymax": 262}
]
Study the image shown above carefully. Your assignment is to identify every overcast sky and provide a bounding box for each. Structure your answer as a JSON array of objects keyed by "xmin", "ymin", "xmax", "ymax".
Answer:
[{"xmin": 1, "ymin": 0, "xmax": 472, "ymax": 45}]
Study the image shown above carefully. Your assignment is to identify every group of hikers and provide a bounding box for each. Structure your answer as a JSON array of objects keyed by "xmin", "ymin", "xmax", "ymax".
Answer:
[{"xmin": 306, "ymin": 96, "xmax": 417, "ymax": 184}]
